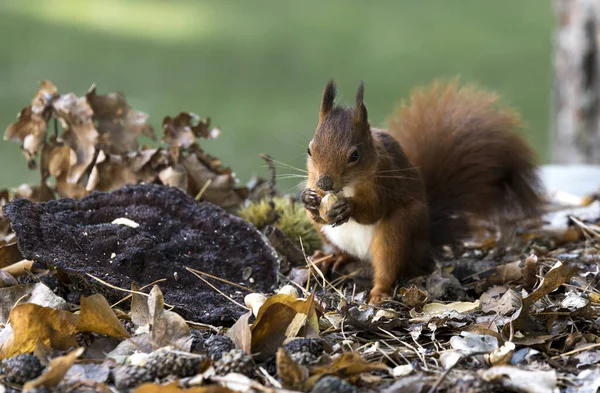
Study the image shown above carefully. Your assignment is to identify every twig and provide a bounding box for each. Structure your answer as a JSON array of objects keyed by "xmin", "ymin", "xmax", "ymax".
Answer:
[
  {"xmin": 195, "ymin": 178, "xmax": 213, "ymax": 201},
  {"xmin": 260, "ymin": 154, "xmax": 277, "ymax": 203},
  {"xmin": 185, "ymin": 267, "xmax": 252, "ymax": 292},
  {"xmin": 427, "ymin": 351, "xmax": 490, "ymax": 393},
  {"xmin": 186, "ymin": 268, "xmax": 249, "ymax": 311},
  {"xmin": 185, "ymin": 320, "xmax": 221, "ymax": 333},
  {"xmin": 110, "ymin": 278, "xmax": 168, "ymax": 308},
  {"xmin": 551, "ymin": 342, "xmax": 600, "ymax": 360},
  {"xmin": 86, "ymin": 273, "xmax": 175, "ymax": 309}
]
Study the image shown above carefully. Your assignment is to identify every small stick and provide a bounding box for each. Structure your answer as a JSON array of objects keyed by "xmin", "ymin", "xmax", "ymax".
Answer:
[
  {"xmin": 185, "ymin": 267, "xmax": 252, "ymax": 292},
  {"xmin": 186, "ymin": 268, "xmax": 249, "ymax": 311},
  {"xmin": 86, "ymin": 273, "xmax": 175, "ymax": 309},
  {"xmin": 260, "ymin": 153, "xmax": 279, "ymax": 225},
  {"xmin": 427, "ymin": 351, "xmax": 490, "ymax": 393},
  {"xmin": 195, "ymin": 178, "xmax": 213, "ymax": 201},
  {"xmin": 110, "ymin": 278, "xmax": 168, "ymax": 308}
]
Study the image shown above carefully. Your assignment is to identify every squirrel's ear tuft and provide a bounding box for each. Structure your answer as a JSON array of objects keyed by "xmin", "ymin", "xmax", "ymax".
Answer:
[
  {"xmin": 319, "ymin": 79, "xmax": 336, "ymax": 123},
  {"xmin": 354, "ymin": 81, "xmax": 368, "ymax": 125}
]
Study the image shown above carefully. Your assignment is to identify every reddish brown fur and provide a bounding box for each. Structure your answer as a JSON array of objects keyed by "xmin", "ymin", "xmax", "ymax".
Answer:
[
  {"xmin": 303, "ymin": 79, "xmax": 543, "ymax": 304},
  {"xmin": 388, "ymin": 80, "xmax": 543, "ymax": 248}
]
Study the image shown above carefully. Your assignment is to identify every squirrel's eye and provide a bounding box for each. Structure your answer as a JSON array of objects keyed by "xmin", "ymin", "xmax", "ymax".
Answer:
[
  {"xmin": 307, "ymin": 147, "xmax": 312, "ymax": 157},
  {"xmin": 348, "ymin": 149, "xmax": 359, "ymax": 164}
]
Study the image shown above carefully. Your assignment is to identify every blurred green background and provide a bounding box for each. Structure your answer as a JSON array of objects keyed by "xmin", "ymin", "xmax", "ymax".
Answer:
[{"xmin": 0, "ymin": 0, "xmax": 554, "ymax": 193}]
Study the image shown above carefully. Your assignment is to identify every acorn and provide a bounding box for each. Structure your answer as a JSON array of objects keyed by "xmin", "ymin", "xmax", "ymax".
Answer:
[{"xmin": 319, "ymin": 193, "xmax": 339, "ymax": 223}]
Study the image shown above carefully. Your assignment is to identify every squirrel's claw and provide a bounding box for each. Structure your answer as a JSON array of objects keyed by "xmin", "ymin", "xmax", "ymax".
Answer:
[
  {"xmin": 301, "ymin": 188, "xmax": 321, "ymax": 211},
  {"xmin": 327, "ymin": 198, "xmax": 351, "ymax": 227}
]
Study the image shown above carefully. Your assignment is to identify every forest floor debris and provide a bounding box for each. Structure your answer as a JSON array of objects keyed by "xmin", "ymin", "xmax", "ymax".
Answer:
[{"xmin": 0, "ymin": 81, "xmax": 599, "ymax": 392}]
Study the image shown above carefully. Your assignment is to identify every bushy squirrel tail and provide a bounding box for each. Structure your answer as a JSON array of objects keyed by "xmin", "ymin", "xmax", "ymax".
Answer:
[{"xmin": 388, "ymin": 80, "xmax": 543, "ymax": 248}]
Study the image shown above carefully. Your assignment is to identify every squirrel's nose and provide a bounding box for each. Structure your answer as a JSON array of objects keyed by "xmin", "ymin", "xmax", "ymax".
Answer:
[{"xmin": 316, "ymin": 175, "xmax": 334, "ymax": 191}]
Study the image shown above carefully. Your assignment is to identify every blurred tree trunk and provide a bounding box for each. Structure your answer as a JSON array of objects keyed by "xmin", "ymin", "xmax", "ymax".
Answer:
[{"xmin": 552, "ymin": 0, "xmax": 600, "ymax": 163}]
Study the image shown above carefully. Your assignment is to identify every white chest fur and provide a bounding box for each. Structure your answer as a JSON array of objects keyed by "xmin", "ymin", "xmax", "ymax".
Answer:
[{"xmin": 321, "ymin": 220, "xmax": 378, "ymax": 261}]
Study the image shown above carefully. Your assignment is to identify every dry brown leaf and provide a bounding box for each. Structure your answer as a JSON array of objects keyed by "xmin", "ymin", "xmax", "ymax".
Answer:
[
  {"xmin": 148, "ymin": 285, "xmax": 191, "ymax": 350},
  {"xmin": 250, "ymin": 293, "xmax": 319, "ymax": 360},
  {"xmin": 77, "ymin": 294, "xmax": 130, "ymax": 338},
  {"xmin": 307, "ymin": 352, "xmax": 387, "ymax": 388},
  {"xmin": 86, "ymin": 85, "xmax": 155, "ymax": 154},
  {"xmin": 24, "ymin": 347, "xmax": 85, "ymax": 390},
  {"xmin": 86, "ymin": 150, "xmax": 138, "ymax": 192},
  {"xmin": 4, "ymin": 80, "xmax": 57, "ymax": 168},
  {"xmin": 14, "ymin": 182, "xmax": 55, "ymax": 202},
  {"xmin": 410, "ymin": 300, "xmax": 481, "ymax": 322},
  {"xmin": 52, "ymin": 92, "xmax": 98, "ymax": 188},
  {"xmin": 159, "ymin": 164, "xmax": 188, "ymax": 191},
  {"xmin": 1, "ymin": 259, "xmax": 34, "ymax": 277},
  {"xmin": 479, "ymin": 365, "xmax": 557, "ymax": 393},
  {"xmin": 0, "ymin": 303, "xmax": 78, "ymax": 358},
  {"xmin": 134, "ymin": 382, "xmax": 235, "ymax": 393},
  {"xmin": 0, "ymin": 284, "xmax": 36, "ymax": 323},
  {"xmin": 180, "ymin": 151, "xmax": 245, "ymax": 212},
  {"xmin": 523, "ymin": 261, "xmax": 579, "ymax": 309},
  {"xmin": 399, "ymin": 285, "xmax": 429, "ymax": 307},
  {"xmin": 0, "ymin": 282, "xmax": 67, "ymax": 323},
  {"xmin": 130, "ymin": 282, "xmax": 150, "ymax": 327},
  {"xmin": 162, "ymin": 112, "xmax": 218, "ymax": 149},
  {"xmin": 40, "ymin": 142, "xmax": 73, "ymax": 180},
  {"xmin": 506, "ymin": 261, "xmax": 579, "ymax": 335},
  {"xmin": 86, "ymin": 149, "xmax": 159, "ymax": 192},
  {"xmin": 0, "ymin": 190, "xmax": 10, "ymax": 238},
  {"xmin": 480, "ymin": 287, "xmax": 522, "ymax": 323},
  {"xmin": 226, "ymin": 311, "xmax": 252, "ymax": 355},
  {"xmin": 276, "ymin": 347, "xmax": 309, "ymax": 390},
  {"xmin": 0, "ymin": 243, "xmax": 23, "ymax": 268},
  {"xmin": 483, "ymin": 260, "xmax": 524, "ymax": 287},
  {"xmin": 485, "ymin": 341, "xmax": 516, "ymax": 366},
  {"xmin": 0, "ymin": 270, "xmax": 18, "ymax": 287}
]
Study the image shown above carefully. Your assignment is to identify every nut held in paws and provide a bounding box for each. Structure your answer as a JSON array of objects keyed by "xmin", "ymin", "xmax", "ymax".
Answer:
[{"xmin": 319, "ymin": 193, "xmax": 339, "ymax": 223}]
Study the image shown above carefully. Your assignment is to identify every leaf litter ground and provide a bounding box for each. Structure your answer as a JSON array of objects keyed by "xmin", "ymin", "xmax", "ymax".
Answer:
[{"xmin": 0, "ymin": 81, "xmax": 599, "ymax": 393}]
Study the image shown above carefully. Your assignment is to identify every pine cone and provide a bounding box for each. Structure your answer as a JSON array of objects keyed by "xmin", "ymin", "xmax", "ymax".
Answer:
[
  {"xmin": 190, "ymin": 329, "xmax": 209, "ymax": 354},
  {"xmin": 113, "ymin": 365, "xmax": 154, "ymax": 391},
  {"xmin": 283, "ymin": 338, "xmax": 327, "ymax": 366},
  {"xmin": 76, "ymin": 332, "xmax": 96, "ymax": 348},
  {"xmin": 120, "ymin": 319, "xmax": 136, "ymax": 335},
  {"xmin": 213, "ymin": 349, "xmax": 255, "ymax": 377},
  {"xmin": 310, "ymin": 376, "xmax": 359, "ymax": 393},
  {"xmin": 1, "ymin": 353, "xmax": 44, "ymax": 384},
  {"xmin": 144, "ymin": 348, "xmax": 206, "ymax": 379},
  {"xmin": 205, "ymin": 335, "xmax": 235, "ymax": 361}
]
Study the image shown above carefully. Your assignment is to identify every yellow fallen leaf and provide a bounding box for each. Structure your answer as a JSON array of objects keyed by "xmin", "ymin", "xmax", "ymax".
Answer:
[
  {"xmin": 410, "ymin": 300, "xmax": 481, "ymax": 321},
  {"xmin": 24, "ymin": 347, "xmax": 84, "ymax": 390},
  {"xmin": 250, "ymin": 293, "xmax": 318, "ymax": 360},
  {"xmin": 77, "ymin": 294, "xmax": 130, "ymax": 338},
  {"xmin": 0, "ymin": 303, "xmax": 78, "ymax": 359},
  {"xmin": 133, "ymin": 381, "xmax": 236, "ymax": 393},
  {"xmin": 307, "ymin": 352, "xmax": 387, "ymax": 389}
]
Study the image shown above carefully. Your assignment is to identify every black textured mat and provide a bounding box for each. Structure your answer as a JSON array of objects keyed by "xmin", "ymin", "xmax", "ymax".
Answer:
[{"xmin": 3, "ymin": 183, "xmax": 279, "ymax": 324}]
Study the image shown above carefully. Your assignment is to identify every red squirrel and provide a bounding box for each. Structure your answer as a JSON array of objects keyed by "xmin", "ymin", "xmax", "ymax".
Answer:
[{"xmin": 301, "ymin": 79, "xmax": 543, "ymax": 305}]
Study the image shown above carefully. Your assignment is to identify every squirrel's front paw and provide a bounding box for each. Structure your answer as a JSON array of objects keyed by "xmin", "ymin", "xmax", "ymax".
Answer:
[
  {"xmin": 326, "ymin": 198, "xmax": 351, "ymax": 227},
  {"xmin": 301, "ymin": 188, "xmax": 321, "ymax": 211}
]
